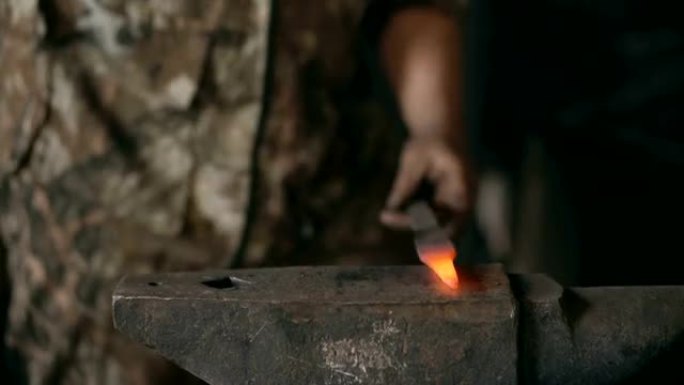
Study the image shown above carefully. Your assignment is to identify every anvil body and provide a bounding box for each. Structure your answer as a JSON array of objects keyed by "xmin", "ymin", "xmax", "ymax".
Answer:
[{"xmin": 113, "ymin": 265, "xmax": 684, "ymax": 384}]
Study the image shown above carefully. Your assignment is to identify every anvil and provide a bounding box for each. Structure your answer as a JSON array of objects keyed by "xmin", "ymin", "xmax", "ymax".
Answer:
[{"xmin": 113, "ymin": 264, "xmax": 684, "ymax": 385}]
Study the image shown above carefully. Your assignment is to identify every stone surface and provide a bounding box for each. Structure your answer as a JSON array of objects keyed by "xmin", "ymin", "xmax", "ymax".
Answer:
[
  {"xmin": 114, "ymin": 264, "xmax": 517, "ymax": 385},
  {"xmin": 0, "ymin": 0, "xmax": 49, "ymax": 178},
  {"xmin": 1, "ymin": 1, "xmax": 270, "ymax": 383}
]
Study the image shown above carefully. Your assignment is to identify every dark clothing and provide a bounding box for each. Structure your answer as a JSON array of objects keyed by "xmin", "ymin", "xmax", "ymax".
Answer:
[{"xmin": 481, "ymin": 0, "xmax": 684, "ymax": 285}]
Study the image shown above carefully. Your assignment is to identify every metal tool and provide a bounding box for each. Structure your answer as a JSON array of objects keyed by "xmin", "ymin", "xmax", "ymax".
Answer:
[{"xmin": 406, "ymin": 201, "xmax": 458, "ymax": 288}]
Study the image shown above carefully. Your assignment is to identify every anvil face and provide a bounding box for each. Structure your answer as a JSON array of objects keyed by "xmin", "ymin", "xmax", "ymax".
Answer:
[
  {"xmin": 114, "ymin": 265, "xmax": 684, "ymax": 385},
  {"xmin": 113, "ymin": 265, "xmax": 517, "ymax": 385}
]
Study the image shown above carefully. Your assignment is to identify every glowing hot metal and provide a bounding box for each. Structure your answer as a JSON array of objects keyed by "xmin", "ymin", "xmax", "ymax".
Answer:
[
  {"xmin": 419, "ymin": 246, "xmax": 459, "ymax": 289},
  {"xmin": 407, "ymin": 201, "xmax": 459, "ymax": 289}
]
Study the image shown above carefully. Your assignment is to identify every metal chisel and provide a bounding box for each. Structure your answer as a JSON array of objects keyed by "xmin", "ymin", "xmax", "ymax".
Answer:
[{"xmin": 407, "ymin": 200, "xmax": 459, "ymax": 289}]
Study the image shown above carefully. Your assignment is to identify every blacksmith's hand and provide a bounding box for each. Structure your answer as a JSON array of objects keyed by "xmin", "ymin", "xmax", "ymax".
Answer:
[{"xmin": 380, "ymin": 137, "xmax": 471, "ymax": 231}]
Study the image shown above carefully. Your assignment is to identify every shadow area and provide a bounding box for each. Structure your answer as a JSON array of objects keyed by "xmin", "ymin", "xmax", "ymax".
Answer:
[{"xmin": 618, "ymin": 331, "xmax": 684, "ymax": 385}]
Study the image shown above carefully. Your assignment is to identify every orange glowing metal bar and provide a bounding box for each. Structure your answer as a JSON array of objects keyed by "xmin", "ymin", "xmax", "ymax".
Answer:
[
  {"xmin": 419, "ymin": 246, "xmax": 459, "ymax": 289},
  {"xmin": 406, "ymin": 200, "xmax": 459, "ymax": 289}
]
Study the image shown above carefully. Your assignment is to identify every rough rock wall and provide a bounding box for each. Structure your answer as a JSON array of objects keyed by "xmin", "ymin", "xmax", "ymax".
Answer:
[{"xmin": 0, "ymin": 0, "xmax": 269, "ymax": 383}]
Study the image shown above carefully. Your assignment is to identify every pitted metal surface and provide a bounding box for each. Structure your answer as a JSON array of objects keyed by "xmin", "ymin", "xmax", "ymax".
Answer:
[
  {"xmin": 114, "ymin": 265, "xmax": 684, "ymax": 385},
  {"xmin": 114, "ymin": 264, "xmax": 517, "ymax": 385}
]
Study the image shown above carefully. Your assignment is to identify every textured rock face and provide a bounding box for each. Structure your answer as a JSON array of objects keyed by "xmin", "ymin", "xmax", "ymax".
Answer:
[
  {"xmin": 1, "ymin": 1, "xmax": 270, "ymax": 383},
  {"xmin": 0, "ymin": 0, "xmax": 49, "ymax": 179}
]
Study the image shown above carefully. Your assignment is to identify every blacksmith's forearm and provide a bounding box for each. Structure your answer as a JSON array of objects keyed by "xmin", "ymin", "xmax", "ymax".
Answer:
[{"xmin": 380, "ymin": 7, "xmax": 465, "ymax": 150}]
